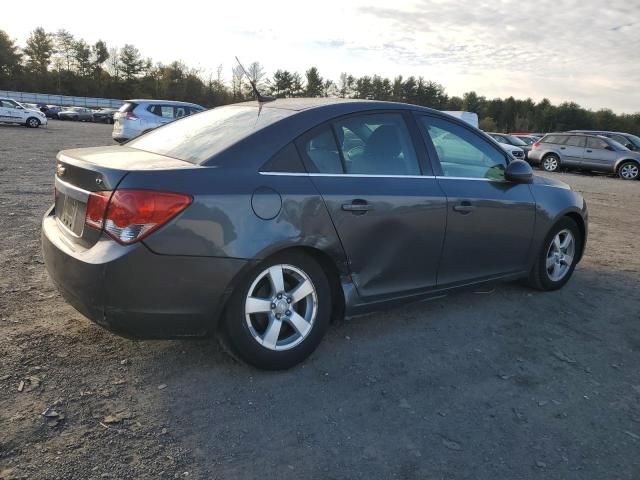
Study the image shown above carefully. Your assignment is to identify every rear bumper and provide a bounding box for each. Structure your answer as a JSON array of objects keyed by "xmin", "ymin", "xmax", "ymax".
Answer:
[{"xmin": 41, "ymin": 207, "xmax": 249, "ymax": 338}]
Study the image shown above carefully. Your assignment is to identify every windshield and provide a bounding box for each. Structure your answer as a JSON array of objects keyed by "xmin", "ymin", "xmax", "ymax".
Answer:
[
  {"xmin": 507, "ymin": 135, "xmax": 528, "ymax": 146},
  {"xmin": 624, "ymin": 133, "xmax": 640, "ymax": 148},
  {"xmin": 128, "ymin": 105, "xmax": 293, "ymax": 164},
  {"xmin": 516, "ymin": 136, "xmax": 534, "ymax": 145},
  {"xmin": 609, "ymin": 138, "xmax": 628, "ymax": 151}
]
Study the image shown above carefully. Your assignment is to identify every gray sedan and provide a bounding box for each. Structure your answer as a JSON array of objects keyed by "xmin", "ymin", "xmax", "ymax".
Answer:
[
  {"xmin": 58, "ymin": 107, "xmax": 94, "ymax": 121},
  {"xmin": 42, "ymin": 99, "xmax": 588, "ymax": 369}
]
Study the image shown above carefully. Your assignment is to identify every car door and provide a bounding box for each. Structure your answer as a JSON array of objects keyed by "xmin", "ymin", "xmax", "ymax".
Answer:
[
  {"xmin": 298, "ymin": 112, "xmax": 448, "ymax": 299},
  {"xmin": 0, "ymin": 99, "xmax": 23, "ymax": 123},
  {"xmin": 582, "ymin": 136, "xmax": 619, "ymax": 172},
  {"xmin": 557, "ymin": 135, "xmax": 586, "ymax": 165},
  {"xmin": 417, "ymin": 114, "xmax": 536, "ymax": 286}
]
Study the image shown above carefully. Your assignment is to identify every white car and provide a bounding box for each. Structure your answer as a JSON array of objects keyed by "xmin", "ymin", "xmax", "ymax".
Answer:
[{"xmin": 0, "ymin": 98, "xmax": 48, "ymax": 128}]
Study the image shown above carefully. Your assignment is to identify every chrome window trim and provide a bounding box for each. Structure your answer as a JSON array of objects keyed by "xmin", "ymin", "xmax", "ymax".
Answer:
[{"xmin": 258, "ymin": 171, "xmax": 510, "ymax": 182}]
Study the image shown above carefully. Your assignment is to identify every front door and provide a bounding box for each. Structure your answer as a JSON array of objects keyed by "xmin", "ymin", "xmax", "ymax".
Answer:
[
  {"xmin": 0, "ymin": 99, "xmax": 24, "ymax": 123},
  {"xmin": 298, "ymin": 112, "xmax": 448, "ymax": 299},
  {"xmin": 417, "ymin": 114, "xmax": 536, "ymax": 286},
  {"xmin": 582, "ymin": 136, "xmax": 619, "ymax": 172}
]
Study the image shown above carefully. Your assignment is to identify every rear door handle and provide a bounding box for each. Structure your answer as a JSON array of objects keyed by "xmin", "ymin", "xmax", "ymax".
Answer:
[
  {"xmin": 453, "ymin": 201, "xmax": 475, "ymax": 214},
  {"xmin": 560, "ymin": 147, "xmax": 566, "ymax": 150},
  {"xmin": 586, "ymin": 149, "xmax": 592, "ymax": 152},
  {"xmin": 342, "ymin": 200, "xmax": 372, "ymax": 214}
]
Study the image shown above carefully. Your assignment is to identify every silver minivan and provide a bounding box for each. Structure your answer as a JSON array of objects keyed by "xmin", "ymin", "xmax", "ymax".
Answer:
[
  {"xmin": 112, "ymin": 99, "xmax": 205, "ymax": 143},
  {"xmin": 528, "ymin": 133, "xmax": 640, "ymax": 180}
]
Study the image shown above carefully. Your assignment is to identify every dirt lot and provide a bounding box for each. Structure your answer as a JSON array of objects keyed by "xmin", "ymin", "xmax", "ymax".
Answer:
[{"xmin": 1, "ymin": 120, "xmax": 639, "ymax": 480}]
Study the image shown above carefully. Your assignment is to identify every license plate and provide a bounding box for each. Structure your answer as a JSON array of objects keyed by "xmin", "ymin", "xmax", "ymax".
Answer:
[{"xmin": 56, "ymin": 193, "xmax": 84, "ymax": 235}]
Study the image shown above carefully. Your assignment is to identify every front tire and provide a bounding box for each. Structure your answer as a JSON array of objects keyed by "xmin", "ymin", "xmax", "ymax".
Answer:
[
  {"xmin": 220, "ymin": 252, "xmax": 332, "ymax": 370},
  {"xmin": 527, "ymin": 217, "xmax": 581, "ymax": 291},
  {"xmin": 541, "ymin": 154, "xmax": 560, "ymax": 172},
  {"xmin": 618, "ymin": 161, "xmax": 639, "ymax": 180},
  {"xmin": 26, "ymin": 117, "xmax": 40, "ymax": 128}
]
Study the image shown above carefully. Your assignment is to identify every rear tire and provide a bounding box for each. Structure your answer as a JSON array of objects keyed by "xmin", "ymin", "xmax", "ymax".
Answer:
[
  {"xmin": 541, "ymin": 154, "xmax": 560, "ymax": 172},
  {"xmin": 26, "ymin": 117, "xmax": 40, "ymax": 128},
  {"xmin": 618, "ymin": 161, "xmax": 639, "ymax": 180},
  {"xmin": 220, "ymin": 252, "xmax": 331, "ymax": 370},
  {"xmin": 527, "ymin": 217, "xmax": 581, "ymax": 291}
]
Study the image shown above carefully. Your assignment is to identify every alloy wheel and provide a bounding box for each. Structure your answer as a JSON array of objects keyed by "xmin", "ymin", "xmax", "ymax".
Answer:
[
  {"xmin": 244, "ymin": 264, "xmax": 318, "ymax": 351},
  {"xmin": 546, "ymin": 229, "xmax": 575, "ymax": 282},
  {"xmin": 543, "ymin": 156, "xmax": 559, "ymax": 172},
  {"xmin": 619, "ymin": 163, "xmax": 639, "ymax": 180},
  {"xmin": 28, "ymin": 118, "xmax": 39, "ymax": 128}
]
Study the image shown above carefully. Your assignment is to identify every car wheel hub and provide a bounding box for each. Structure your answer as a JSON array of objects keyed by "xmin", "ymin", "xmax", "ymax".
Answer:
[
  {"xmin": 621, "ymin": 164, "xmax": 638, "ymax": 179},
  {"xmin": 546, "ymin": 229, "xmax": 575, "ymax": 282},
  {"xmin": 244, "ymin": 264, "xmax": 317, "ymax": 351}
]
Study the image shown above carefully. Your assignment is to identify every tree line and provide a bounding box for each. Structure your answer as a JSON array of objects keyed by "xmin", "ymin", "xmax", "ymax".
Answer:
[{"xmin": 1, "ymin": 27, "xmax": 639, "ymax": 135}]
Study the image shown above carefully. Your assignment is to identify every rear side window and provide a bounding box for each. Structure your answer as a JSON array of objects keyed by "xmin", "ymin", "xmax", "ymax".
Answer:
[
  {"xmin": 335, "ymin": 113, "xmax": 420, "ymax": 175},
  {"xmin": 261, "ymin": 143, "xmax": 306, "ymax": 173},
  {"xmin": 542, "ymin": 135, "xmax": 567, "ymax": 145},
  {"xmin": 147, "ymin": 105, "xmax": 175, "ymax": 119},
  {"xmin": 565, "ymin": 136, "xmax": 586, "ymax": 147},
  {"xmin": 127, "ymin": 105, "xmax": 293, "ymax": 164},
  {"xmin": 301, "ymin": 127, "xmax": 343, "ymax": 174}
]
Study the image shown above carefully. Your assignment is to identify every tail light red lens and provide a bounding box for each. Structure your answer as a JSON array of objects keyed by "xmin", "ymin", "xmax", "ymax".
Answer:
[
  {"xmin": 85, "ymin": 191, "xmax": 112, "ymax": 229},
  {"xmin": 84, "ymin": 190, "xmax": 192, "ymax": 244},
  {"xmin": 532, "ymin": 141, "xmax": 541, "ymax": 148},
  {"xmin": 122, "ymin": 112, "xmax": 138, "ymax": 120}
]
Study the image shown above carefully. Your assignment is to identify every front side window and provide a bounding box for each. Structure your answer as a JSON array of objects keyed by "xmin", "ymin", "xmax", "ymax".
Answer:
[
  {"xmin": 420, "ymin": 116, "xmax": 507, "ymax": 180},
  {"xmin": 586, "ymin": 137, "xmax": 609, "ymax": 150},
  {"xmin": 334, "ymin": 113, "xmax": 420, "ymax": 175},
  {"xmin": 175, "ymin": 106, "xmax": 187, "ymax": 118},
  {"xmin": 565, "ymin": 136, "xmax": 586, "ymax": 147}
]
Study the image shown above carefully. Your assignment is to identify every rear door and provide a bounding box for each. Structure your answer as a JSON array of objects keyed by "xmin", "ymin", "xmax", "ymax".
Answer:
[
  {"xmin": 582, "ymin": 136, "xmax": 618, "ymax": 172},
  {"xmin": 299, "ymin": 112, "xmax": 447, "ymax": 299},
  {"xmin": 558, "ymin": 135, "xmax": 586, "ymax": 165},
  {"xmin": 417, "ymin": 114, "xmax": 536, "ymax": 285}
]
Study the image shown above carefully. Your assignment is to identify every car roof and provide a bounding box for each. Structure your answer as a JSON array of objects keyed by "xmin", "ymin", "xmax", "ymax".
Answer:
[
  {"xmin": 234, "ymin": 97, "xmax": 440, "ymax": 113},
  {"xmin": 126, "ymin": 99, "xmax": 203, "ymax": 107}
]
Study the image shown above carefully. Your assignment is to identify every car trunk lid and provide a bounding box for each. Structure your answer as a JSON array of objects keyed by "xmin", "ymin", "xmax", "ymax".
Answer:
[{"xmin": 54, "ymin": 146, "xmax": 194, "ymax": 246}]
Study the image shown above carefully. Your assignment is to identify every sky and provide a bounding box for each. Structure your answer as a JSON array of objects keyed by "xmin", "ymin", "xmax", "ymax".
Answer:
[{"xmin": 4, "ymin": 0, "xmax": 640, "ymax": 112}]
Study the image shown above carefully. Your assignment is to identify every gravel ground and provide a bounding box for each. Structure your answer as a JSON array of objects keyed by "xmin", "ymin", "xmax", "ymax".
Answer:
[{"xmin": 1, "ymin": 120, "xmax": 639, "ymax": 480}]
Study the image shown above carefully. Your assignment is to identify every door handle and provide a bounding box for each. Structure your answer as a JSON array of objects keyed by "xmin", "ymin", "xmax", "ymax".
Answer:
[
  {"xmin": 586, "ymin": 149, "xmax": 592, "ymax": 152},
  {"xmin": 342, "ymin": 200, "xmax": 372, "ymax": 214},
  {"xmin": 560, "ymin": 147, "xmax": 566, "ymax": 150},
  {"xmin": 453, "ymin": 201, "xmax": 476, "ymax": 214}
]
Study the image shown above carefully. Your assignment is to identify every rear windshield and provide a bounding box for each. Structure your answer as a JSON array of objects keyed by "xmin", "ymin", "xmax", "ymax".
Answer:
[
  {"xmin": 119, "ymin": 102, "xmax": 137, "ymax": 113},
  {"xmin": 127, "ymin": 105, "xmax": 293, "ymax": 164}
]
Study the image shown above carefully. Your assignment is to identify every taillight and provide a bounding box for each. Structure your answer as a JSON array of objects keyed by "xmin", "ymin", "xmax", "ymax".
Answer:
[
  {"xmin": 532, "ymin": 141, "xmax": 541, "ymax": 148},
  {"xmin": 85, "ymin": 191, "xmax": 112, "ymax": 229},
  {"xmin": 122, "ymin": 112, "xmax": 138, "ymax": 120},
  {"xmin": 84, "ymin": 190, "xmax": 192, "ymax": 244}
]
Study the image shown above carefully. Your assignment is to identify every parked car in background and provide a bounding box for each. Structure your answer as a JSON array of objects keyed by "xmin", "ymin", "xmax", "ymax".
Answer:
[
  {"xmin": 58, "ymin": 107, "xmax": 94, "ymax": 121},
  {"xmin": 0, "ymin": 97, "xmax": 48, "ymax": 127},
  {"xmin": 112, "ymin": 99, "xmax": 205, "ymax": 143},
  {"xmin": 529, "ymin": 133, "xmax": 640, "ymax": 179},
  {"xmin": 569, "ymin": 130, "xmax": 640, "ymax": 152},
  {"xmin": 43, "ymin": 105, "xmax": 62, "ymax": 119},
  {"xmin": 487, "ymin": 132, "xmax": 532, "ymax": 159},
  {"xmin": 510, "ymin": 134, "xmax": 539, "ymax": 145},
  {"xmin": 92, "ymin": 108, "xmax": 118, "ymax": 124},
  {"xmin": 496, "ymin": 142, "xmax": 526, "ymax": 160},
  {"xmin": 43, "ymin": 98, "xmax": 588, "ymax": 369}
]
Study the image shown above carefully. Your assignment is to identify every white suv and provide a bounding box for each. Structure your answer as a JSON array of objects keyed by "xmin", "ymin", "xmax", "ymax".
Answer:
[
  {"xmin": 112, "ymin": 99, "xmax": 205, "ymax": 143},
  {"xmin": 0, "ymin": 98, "xmax": 48, "ymax": 128}
]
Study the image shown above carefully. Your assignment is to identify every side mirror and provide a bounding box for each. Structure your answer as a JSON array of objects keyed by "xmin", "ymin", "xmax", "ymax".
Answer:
[{"xmin": 505, "ymin": 159, "xmax": 533, "ymax": 183}]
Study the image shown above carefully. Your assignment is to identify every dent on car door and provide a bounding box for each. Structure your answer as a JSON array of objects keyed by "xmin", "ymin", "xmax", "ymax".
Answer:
[
  {"xmin": 418, "ymin": 115, "xmax": 536, "ymax": 285},
  {"xmin": 299, "ymin": 112, "xmax": 447, "ymax": 299}
]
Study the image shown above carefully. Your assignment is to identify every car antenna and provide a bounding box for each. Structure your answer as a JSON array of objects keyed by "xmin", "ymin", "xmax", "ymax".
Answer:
[{"xmin": 235, "ymin": 56, "xmax": 276, "ymax": 103}]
